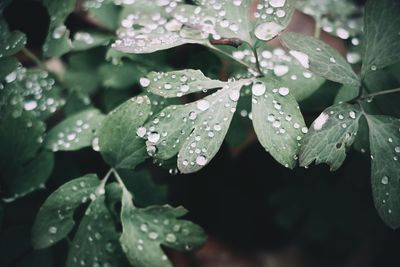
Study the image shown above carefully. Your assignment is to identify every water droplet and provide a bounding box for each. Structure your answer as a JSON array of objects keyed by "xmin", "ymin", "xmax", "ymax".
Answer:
[
  {"xmin": 254, "ymin": 22, "xmax": 284, "ymax": 41},
  {"xmin": 165, "ymin": 233, "xmax": 177, "ymax": 242},
  {"xmin": 149, "ymin": 232, "xmax": 159, "ymax": 240},
  {"xmin": 395, "ymin": 146, "xmax": 400, "ymax": 153},
  {"xmin": 196, "ymin": 155, "xmax": 208, "ymax": 166},
  {"xmin": 371, "ymin": 65, "xmax": 377, "ymax": 71},
  {"xmin": 229, "ymin": 90, "xmax": 240, "ymax": 101},
  {"xmin": 148, "ymin": 132, "xmax": 160, "ymax": 143},
  {"xmin": 278, "ymin": 87, "xmax": 289, "ymax": 96},
  {"xmin": 49, "ymin": 226, "xmax": 58, "ymax": 234},
  {"xmin": 270, "ymin": 0, "xmax": 286, "ymax": 8},
  {"xmin": 197, "ymin": 99, "xmax": 210, "ymax": 111},
  {"xmin": 289, "ymin": 50, "xmax": 310, "ymax": 69},
  {"xmin": 140, "ymin": 77, "xmax": 150, "ymax": 87},
  {"xmin": 52, "ymin": 25, "xmax": 67, "ymax": 39},
  {"xmin": 313, "ymin": 112, "xmax": 329, "ymax": 130},
  {"xmin": 252, "ymin": 81, "xmax": 266, "ymax": 96},
  {"xmin": 137, "ymin": 127, "xmax": 147, "ymax": 138},
  {"xmin": 381, "ymin": 176, "xmax": 389, "ymax": 185}
]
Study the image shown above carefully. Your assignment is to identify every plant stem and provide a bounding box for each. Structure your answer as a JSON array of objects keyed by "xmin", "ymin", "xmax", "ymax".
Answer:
[
  {"xmin": 252, "ymin": 45, "xmax": 263, "ymax": 77},
  {"xmin": 205, "ymin": 43, "xmax": 260, "ymax": 75},
  {"xmin": 314, "ymin": 18, "xmax": 321, "ymax": 38},
  {"xmin": 21, "ymin": 48, "xmax": 47, "ymax": 70},
  {"xmin": 359, "ymin": 87, "xmax": 400, "ymax": 101},
  {"xmin": 111, "ymin": 168, "xmax": 127, "ymax": 190}
]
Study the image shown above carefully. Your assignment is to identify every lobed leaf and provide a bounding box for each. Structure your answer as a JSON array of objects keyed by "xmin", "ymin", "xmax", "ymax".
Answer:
[
  {"xmin": 142, "ymin": 69, "xmax": 226, "ymax": 98},
  {"xmin": 280, "ymin": 32, "xmax": 360, "ymax": 87},
  {"xmin": 299, "ymin": 103, "xmax": 362, "ymax": 170},
  {"xmin": 362, "ymin": 0, "xmax": 400, "ymax": 77},
  {"xmin": 366, "ymin": 115, "xmax": 400, "ymax": 229},
  {"xmin": 119, "ymin": 188, "xmax": 206, "ymax": 267},
  {"xmin": 44, "ymin": 109, "xmax": 105, "ymax": 152},
  {"xmin": 98, "ymin": 95, "xmax": 151, "ymax": 169},
  {"xmin": 251, "ymin": 77, "xmax": 307, "ymax": 169},
  {"xmin": 32, "ymin": 174, "xmax": 101, "ymax": 249}
]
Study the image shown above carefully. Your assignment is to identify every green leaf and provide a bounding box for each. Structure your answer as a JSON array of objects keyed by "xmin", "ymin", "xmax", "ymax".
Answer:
[
  {"xmin": 3, "ymin": 150, "xmax": 54, "ymax": 201},
  {"xmin": 0, "ymin": 57, "xmax": 19, "ymax": 81},
  {"xmin": 118, "ymin": 169, "xmax": 168, "ymax": 207},
  {"xmin": 42, "ymin": 0, "xmax": 77, "ymax": 57},
  {"xmin": 82, "ymin": 1, "xmax": 121, "ymax": 30},
  {"xmin": 0, "ymin": 31, "xmax": 27, "ymax": 57},
  {"xmin": 143, "ymin": 80, "xmax": 247, "ymax": 173},
  {"xmin": 362, "ymin": 0, "xmax": 400, "ymax": 77},
  {"xmin": 72, "ymin": 31, "xmax": 112, "ymax": 51},
  {"xmin": 99, "ymin": 62, "xmax": 146, "ymax": 89},
  {"xmin": 99, "ymin": 95, "xmax": 151, "ymax": 169},
  {"xmin": 366, "ymin": 115, "xmax": 400, "ymax": 229},
  {"xmin": 299, "ymin": 103, "xmax": 362, "ymax": 171},
  {"xmin": 251, "ymin": 77, "xmax": 306, "ymax": 168},
  {"xmin": 66, "ymin": 192, "xmax": 126, "ymax": 267},
  {"xmin": 44, "ymin": 109, "xmax": 105, "ymax": 152},
  {"xmin": 334, "ymin": 84, "xmax": 359, "ymax": 104},
  {"xmin": 142, "ymin": 69, "xmax": 226, "ymax": 98},
  {"xmin": 32, "ymin": 174, "xmax": 100, "ymax": 249},
  {"xmin": 236, "ymin": 44, "xmax": 326, "ymax": 102},
  {"xmin": 280, "ymin": 32, "xmax": 360, "ymax": 87},
  {"xmin": 253, "ymin": 0, "xmax": 296, "ymax": 42},
  {"xmin": 119, "ymin": 188, "xmax": 206, "ymax": 267}
]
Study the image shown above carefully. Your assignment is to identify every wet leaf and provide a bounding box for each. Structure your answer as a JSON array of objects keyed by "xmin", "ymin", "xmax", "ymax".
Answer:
[
  {"xmin": 42, "ymin": 0, "xmax": 77, "ymax": 57},
  {"xmin": 362, "ymin": 0, "xmax": 400, "ymax": 77},
  {"xmin": 366, "ymin": 115, "xmax": 400, "ymax": 229},
  {"xmin": 32, "ymin": 174, "xmax": 100, "ymax": 249},
  {"xmin": 119, "ymin": 188, "xmax": 206, "ymax": 267},
  {"xmin": 251, "ymin": 77, "xmax": 306, "ymax": 169},
  {"xmin": 44, "ymin": 109, "xmax": 105, "ymax": 152},
  {"xmin": 98, "ymin": 96, "xmax": 151, "ymax": 169},
  {"xmin": 280, "ymin": 32, "xmax": 360, "ymax": 87},
  {"xmin": 142, "ymin": 69, "xmax": 226, "ymax": 98},
  {"xmin": 143, "ymin": 80, "xmax": 247, "ymax": 173},
  {"xmin": 299, "ymin": 103, "xmax": 362, "ymax": 170},
  {"xmin": 72, "ymin": 31, "xmax": 112, "ymax": 51}
]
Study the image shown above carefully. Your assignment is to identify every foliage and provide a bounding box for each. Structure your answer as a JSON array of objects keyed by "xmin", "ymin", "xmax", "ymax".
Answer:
[{"xmin": 1, "ymin": 0, "xmax": 400, "ymax": 266}]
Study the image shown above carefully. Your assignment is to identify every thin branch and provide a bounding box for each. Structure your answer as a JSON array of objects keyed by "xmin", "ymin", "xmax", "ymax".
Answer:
[
  {"xmin": 252, "ymin": 45, "xmax": 263, "ymax": 77},
  {"xmin": 21, "ymin": 48, "xmax": 47, "ymax": 70},
  {"xmin": 205, "ymin": 42, "xmax": 260, "ymax": 75},
  {"xmin": 210, "ymin": 38, "xmax": 243, "ymax": 48},
  {"xmin": 358, "ymin": 87, "xmax": 400, "ymax": 101}
]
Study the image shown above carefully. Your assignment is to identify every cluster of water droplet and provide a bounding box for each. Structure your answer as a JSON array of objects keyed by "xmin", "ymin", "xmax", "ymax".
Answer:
[
  {"xmin": 73, "ymin": 32, "xmax": 95, "ymax": 45},
  {"xmin": 3, "ymin": 68, "xmax": 65, "ymax": 119}
]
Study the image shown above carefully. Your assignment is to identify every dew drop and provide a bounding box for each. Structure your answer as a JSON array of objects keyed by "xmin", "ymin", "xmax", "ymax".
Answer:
[
  {"xmin": 139, "ymin": 77, "xmax": 150, "ymax": 87},
  {"xmin": 381, "ymin": 176, "xmax": 389, "ymax": 185},
  {"xmin": 252, "ymin": 82, "xmax": 266, "ymax": 96},
  {"xmin": 196, "ymin": 155, "xmax": 208, "ymax": 166}
]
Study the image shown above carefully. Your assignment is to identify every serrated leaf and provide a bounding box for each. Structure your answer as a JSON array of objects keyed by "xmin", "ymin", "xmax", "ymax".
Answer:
[
  {"xmin": 366, "ymin": 115, "xmax": 400, "ymax": 229},
  {"xmin": 143, "ymin": 80, "xmax": 247, "ymax": 173},
  {"xmin": 280, "ymin": 32, "xmax": 360, "ymax": 87},
  {"xmin": 42, "ymin": 0, "xmax": 77, "ymax": 57},
  {"xmin": 44, "ymin": 109, "xmax": 105, "ymax": 152},
  {"xmin": 32, "ymin": 174, "xmax": 100, "ymax": 249},
  {"xmin": 66, "ymin": 192, "xmax": 126, "ymax": 267},
  {"xmin": 99, "ymin": 95, "xmax": 151, "ymax": 169},
  {"xmin": 142, "ymin": 69, "xmax": 226, "ymax": 98},
  {"xmin": 299, "ymin": 103, "xmax": 362, "ymax": 170},
  {"xmin": 362, "ymin": 0, "xmax": 400, "ymax": 77},
  {"xmin": 251, "ymin": 77, "xmax": 306, "ymax": 168},
  {"xmin": 119, "ymin": 188, "xmax": 206, "ymax": 267},
  {"xmin": 72, "ymin": 31, "xmax": 112, "ymax": 51}
]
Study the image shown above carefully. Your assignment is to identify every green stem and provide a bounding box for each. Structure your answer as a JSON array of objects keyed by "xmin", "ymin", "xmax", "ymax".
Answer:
[
  {"xmin": 21, "ymin": 48, "xmax": 47, "ymax": 70},
  {"xmin": 314, "ymin": 18, "xmax": 321, "ymax": 38},
  {"xmin": 359, "ymin": 87, "xmax": 400, "ymax": 101},
  {"xmin": 252, "ymin": 45, "xmax": 263, "ymax": 77},
  {"xmin": 205, "ymin": 42, "xmax": 260, "ymax": 75},
  {"xmin": 111, "ymin": 168, "xmax": 127, "ymax": 191}
]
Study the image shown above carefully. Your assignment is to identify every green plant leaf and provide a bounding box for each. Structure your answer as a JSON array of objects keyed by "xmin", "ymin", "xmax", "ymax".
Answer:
[
  {"xmin": 143, "ymin": 80, "xmax": 247, "ymax": 173},
  {"xmin": 42, "ymin": 0, "xmax": 77, "ymax": 57},
  {"xmin": 299, "ymin": 103, "xmax": 362, "ymax": 170},
  {"xmin": 0, "ymin": 31, "xmax": 27, "ymax": 57},
  {"xmin": 366, "ymin": 115, "xmax": 400, "ymax": 229},
  {"xmin": 253, "ymin": 0, "xmax": 296, "ymax": 42},
  {"xmin": 3, "ymin": 150, "xmax": 54, "ymax": 201},
  {"xmin": 66, "ymin": 192, "xmax": 126, "ymax": 267},
  {"xmin": 82, "ymin": 0, "xmax": 121, "ymax": 30},
  {"xmin": 334, "ymin": 84, "xmax": 359, "ymax": 104},
  {"xmin": 99, "ymin": 95, "xmax": 151, "ymax": 169},
  {"xmin": 32, "ymin": 174, "xmax": 100, "ymax": 249},
  {"xmin": 72, "ymin": 31, "xmax": 112, "ymax": 51},
  {"xmin": 44, "ymin": 109, "xmax": 105, "ymax": 152},
  {"xmin": 119, "ymin": 188, "xmax": 206, "ymax": 267},
  {"xmin": 98, "ymin": 62, "xmax": 146, "ymax": 89},
  {"xmin": 142, "ymin": 69, "xmax": 226, "ymax": 98},
  {"xmin": 0, "ymin": 57, "xmax": 19, "ymax": 82},
  {"xmin": 280, "ymin": 32, "xmax": 360, "ymax": 87},
  {"xmin": 251, "ymin": 77, "xmax": 306, "ymax": 169},
  {"xmin": 362, "ymin": 0, "xmax": 400, "ymax": 77}
]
